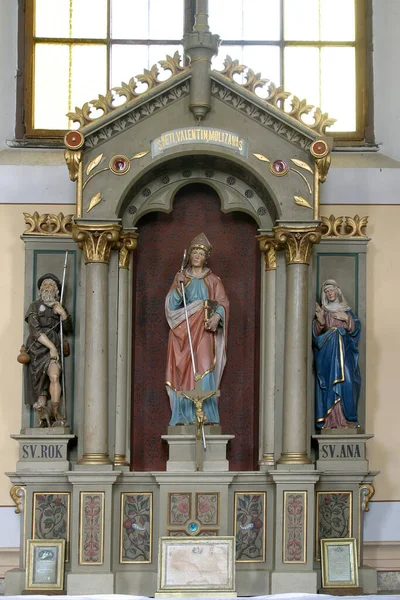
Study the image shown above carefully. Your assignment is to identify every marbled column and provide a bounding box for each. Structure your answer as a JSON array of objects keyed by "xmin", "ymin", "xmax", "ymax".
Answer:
[
  {"xmin": 274, "ymin": 225, "xmax": 321, "ymax": 465},
  {"xmin": 73, "ymin": 222, "xmax": 121, "ymax": 465},
  {"xmin": 114, "ymin": 231, "xmax": 138, "ymax": 467},
  {"xmin": 257, "ymin": 236, "xmax": 278, "ymax": 466}
]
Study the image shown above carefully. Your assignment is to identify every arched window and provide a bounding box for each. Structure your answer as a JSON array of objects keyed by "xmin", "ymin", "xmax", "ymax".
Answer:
[{"xmin": 19, "ymin": 0, "xmax": 371, "ymax": 144}]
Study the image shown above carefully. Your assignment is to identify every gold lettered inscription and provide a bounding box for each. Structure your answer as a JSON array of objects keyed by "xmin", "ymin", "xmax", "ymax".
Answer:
[{"xmin": 152, "ymin": 127, "xmax": 248, "ymax": 157}]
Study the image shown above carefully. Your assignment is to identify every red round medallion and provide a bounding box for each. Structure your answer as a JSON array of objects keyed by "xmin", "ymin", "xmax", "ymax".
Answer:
[
  {"xmin": 64, "ymin": 130, "xmax": 84, "ymax": 150},
  {"xmin": 310, "ymin": 140, "xmax": 329, "ymax": 158},
  {"xmin": 109, "ymin": 155, "xmax": 130, "ymax": 175},
  {"xmin": 270, "ymin": 159, "xmax": 288, "ymax": 176}
]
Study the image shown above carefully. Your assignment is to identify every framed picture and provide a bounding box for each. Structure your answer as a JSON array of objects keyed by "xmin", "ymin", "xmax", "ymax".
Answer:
[
  {"xmin": 321, "ymin": 537, "xmax": 358, "ymax": 588},
  {"xmin": 157, "ymin": 536, "xmax": 236, "ymax": 594},
  {"xmin": 25, "ymin": 539, "xmax": 65, "ymax": 591}
]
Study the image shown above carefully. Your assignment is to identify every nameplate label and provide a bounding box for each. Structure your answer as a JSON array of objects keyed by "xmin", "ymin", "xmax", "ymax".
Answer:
[
  {"xmin": 151, "ymin": 127, "xmax": 248, "ymax": 157},
  {"xmin": 20, "ymin": 443, "xmax": 66, "ymax": 460},
  {"xmin": 320, "ymin": 443, "xmax": 364, "ymax": 459}
]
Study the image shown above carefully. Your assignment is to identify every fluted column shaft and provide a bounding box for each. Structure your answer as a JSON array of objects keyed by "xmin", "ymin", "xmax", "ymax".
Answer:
[
  {"xmin": 114, "ymin": 232, "xmax": 138, "ymax": 467},
  {"xmin": 274, "ymin": 226, "xmax": 321, "ymax": 465},
  {"xmin": 73, "ymin": 222, "xmax": 121, "ymax": 465}
]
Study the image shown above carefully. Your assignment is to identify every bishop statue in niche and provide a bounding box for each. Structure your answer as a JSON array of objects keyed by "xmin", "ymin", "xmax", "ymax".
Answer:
[
  {"xmin": 165, "ymin": 233, "xmax": 229, "ymax": 425},
  {"xmin": 313, "ymin": 279, "xmax": 361, "ymax": 429}
]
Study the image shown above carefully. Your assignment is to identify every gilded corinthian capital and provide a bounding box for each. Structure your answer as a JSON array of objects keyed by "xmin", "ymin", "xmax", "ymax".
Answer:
[
  {"xmin": 73, "ymin": 222, "xmax": 121, "ymax": 264},
  {"xmin": 119, "ymin": 231, "xmax": 139, "ymax": 269},
  {"xmin": 256, "ymin": 234, "xmax": 280, "ymax": 271},
  {"xmin": 274, "ymin": 225, "xmax": 322, "ymax": 265}
]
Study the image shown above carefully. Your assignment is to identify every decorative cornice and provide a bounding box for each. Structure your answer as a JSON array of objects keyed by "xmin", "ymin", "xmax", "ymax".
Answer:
[
  {"xmin": 321, "ymin": 214, "xmax": 369, "ymax": 238},
  {"xmin": 216, "ymin": 55, "xmax": 336, "ymax": 137},
  {"xmin": 273, "ymin": 225, "xmax": 322, "ymax": 265},
  {"xmin": 23, "ymin": 212, "xmax": 74, "ymax": 236},
  {"xmin": 256, "ymin": 234, "xmax": 279, "ymax": 271},
  {"xmin": 72, "ymin": 223, "xmax": 121, "ymax": 264},
  {"xmin": 119, "ymin": 231, "xmax": 139, "ymax": 269},
  {"xmin": 65, "ymin": 149, "xmax": 82, "ymax": 182},
  {"xmin": 67, "ymin": 52, "xmax": 187, "ymax": 130},
  {"xmin": 211, "ymin": 80, "xmax": 312, "ymax": 152},
  {"xmin": 84, "ymin": 81, "xmax": 190, "ymax": 149}
]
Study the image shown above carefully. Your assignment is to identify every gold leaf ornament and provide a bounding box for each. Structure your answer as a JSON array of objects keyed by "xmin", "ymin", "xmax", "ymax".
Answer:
[
  {"xmin": 87, "ymin": 192, "xmax": 102, "ymax": 213},
  {"xmin": 290, "ymin": 158, "xmax": 314, "ymax": 175},
  {"xmin": 131, "ymin": 151, "xmax": 149, "ymax": 160},
  {"xmin": 86, "ymin": 153, "xmax": 104, "ymax": 176},
  {"xmin": 253, "ymin": 153, "xmax": 270, "ymax": 163},
  {"xmin": 294, "ymin": 196, "xmax": 312, "ymax": 209}
]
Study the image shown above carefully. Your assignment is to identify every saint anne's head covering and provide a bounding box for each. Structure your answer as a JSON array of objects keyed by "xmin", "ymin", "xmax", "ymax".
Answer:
[
  {"xmin": 320, "ymin": 279, "xmax": 351, "ymax": 312},
  {"xmin": 188, "ymin": 233, "xmax": 212, "ymax": 258},
  {"xmin": 37, "ymin": 273, "xmax": 62, "ymax": 293}
]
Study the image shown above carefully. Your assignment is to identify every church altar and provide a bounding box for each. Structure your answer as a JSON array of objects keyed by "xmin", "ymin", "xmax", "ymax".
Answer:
[{"xmin": 5, "ymin": 0, "xmax": 377, "ymax": 597}]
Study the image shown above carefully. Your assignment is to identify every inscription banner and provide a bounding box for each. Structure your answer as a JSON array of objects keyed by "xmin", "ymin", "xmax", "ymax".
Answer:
[{"xmin": 151, "ymin": 127, "xmax": 248, "ymax": 157}]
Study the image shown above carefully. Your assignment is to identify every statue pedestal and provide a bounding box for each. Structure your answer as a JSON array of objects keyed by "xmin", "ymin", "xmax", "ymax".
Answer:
[
  {"xmin": 162, "ymin": 426, "xmax": 234, "ymax": 472},
  {"xmin": 11, "ymin": 432, "xmax": 75, "ymax": 472},
  {"xmin": 312, "ymin": 433, "xmax": 373, "ymax": 471}
]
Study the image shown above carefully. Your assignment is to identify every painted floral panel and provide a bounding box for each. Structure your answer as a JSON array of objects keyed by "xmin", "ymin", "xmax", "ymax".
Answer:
[
  {"xmin": 80, "ymin": 493, "xmax": 104, "ymax": 564},
  {"xmin": 235, "ymin": 493, "xmax": 266, "ymax": 562},
  {"xmin": 199, "ymin": 530, "xmax": 218, "ymax": 536},
  {"xmin": 196, "ymin": 493, "xmax": 219, "ymax": 525},
  {"xmin": 33, "ymin": 493, "xmax": 70, "ymax": 560},
  {"xmin": 168, "ymin": 493, "xmax": 191, "ymax": 525},
  {"xmin": 284, "ymin": 492, "xmax": 306, "ymax": 563},
  {"xmin": 168, "ymin": 530, "xmax": 187, "ymax": 537},
  {"xmin": 316, "ymin": 492, "xmax": 352, "ymax": 559},
  {"xmin": 120, "ymin": 493, "xmax": 152, "ymax": 563}
]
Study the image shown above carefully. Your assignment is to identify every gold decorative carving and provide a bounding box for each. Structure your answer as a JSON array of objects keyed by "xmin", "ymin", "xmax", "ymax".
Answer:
[
  {"xmin": 86, "ymin": 153, "xmax": 104, "ymax": 176},
  {"xmin": 64, "ymin": 149, "xmax": 82, "ymax": 182},
  {"xmin": 23, "ymin": 212, "xmax": 74, "ymax": 236},
  {"xmin": 360, "ymin": 483, "xmax": 375, "ymax": 512},
  {"xmin": 68, "ymin": 52, "xmax": 187, "ymax": 129},
  {"xmin": 10, "ymin": 485, "xmax": 25, "ymax": 514},
  {"xmin": 87, "ymin": 192, "xmax": 102, "ymax": 213},
  {"xmin": 274, "ymin": 225, "xmax": 322, "ymax": 265},
  {"xmin": 291, "ymin": 158, "xmax": 314, "ymax": 175},
  {"xmin": 315, "ymin": 154, "xmax": 331, "ymax": 184},
  {"xmin": 257, "ymin": 235, "xmax": 280, "ymax": 271},
  {"xmin": 217, "ymin": 56, "xmax": 336, "ymax": 136},
  {"xmin": 321, "ymin": 214, "xmax": 369, "ymax": 238},
  {"xmin": 294, "ymin": 196, "xmax": 312, "ymax": 209},
  {"xmin": 72, "ymin": 223, "xmax": 121, "ymax": 264},
  {"xmin": 119, "ymin": 231, "xmax": 139, "ymax": 269}
]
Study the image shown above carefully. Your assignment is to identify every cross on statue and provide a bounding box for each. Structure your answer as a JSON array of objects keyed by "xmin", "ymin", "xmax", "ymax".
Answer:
[{"xmin": 177, "ymin": 374, "xmax": 220, "ymax": 471}]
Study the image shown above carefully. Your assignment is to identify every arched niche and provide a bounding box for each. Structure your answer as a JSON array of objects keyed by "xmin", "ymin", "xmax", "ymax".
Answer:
[
  {"xmin": 117, "ymin": 154, "xmax": 279, "ymax": 227},
  {"xmin": 129, "ymin": 182, "xmax": 261, "ymax": 471}
]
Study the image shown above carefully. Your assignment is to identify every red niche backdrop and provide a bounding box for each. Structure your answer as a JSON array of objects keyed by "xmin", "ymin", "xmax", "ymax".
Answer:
[{"xmin": 131, "ymin": 183, "xmax": 260, "ymax": 471}]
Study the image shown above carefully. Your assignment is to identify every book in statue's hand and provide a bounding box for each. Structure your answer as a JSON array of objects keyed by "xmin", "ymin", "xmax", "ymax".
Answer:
[{"xmin": 204, "ymin": 299, "xmax": 219, "ymax": 322}]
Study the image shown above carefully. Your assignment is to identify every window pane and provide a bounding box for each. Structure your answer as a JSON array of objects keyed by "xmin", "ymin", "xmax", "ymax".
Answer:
[
  {"xmin": 284, "ymin": 0, "xmax": 319, "ymax": 41},
  {"xmin": 34, "ymin": 44, "xmax": 70, "ymax": 129},
  {"xmin": 70, "ymin": 45, "xmax": 107, "ymax": 117},
  {"xmin": 149, "ymin": 0, "xmax": 184, "ymax": 40},
  {"xmin": 111, "ymin": 0, "xmax": 149, "ymax": 39},
  {"xmin": 243, "ymin": 45, "xmax": 281, "ymax": 89},
  {"xmin": 243, "ymin": 0, "xmax": 280, "ymax": 41},
  {"xmin": 321, "ymin": 47, "xmax": 356, "ymax": 131},
  {"xmin": 71, "ymin": 0, "xmax": 108, "ymax": 39},
  {"xmin": 35, "ymin": 0, "xmax": 70, "ymax": 38},
  {"xmin": 284, "ymin": 46, "xmax": 320, "ymax": 118},
  {"xmin": 320, "ymin": 0, "xmax": 355, "ymax": 41},
  {"xmin": 209, "ymin": 0, "xmax": 243, "ymax": 40},
  {"xmin": 111, "ymin": 45, "xmax": 149, "ymax": 88}
]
